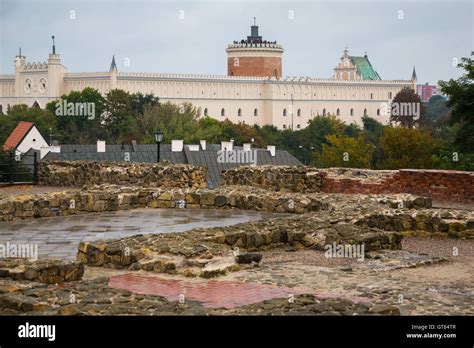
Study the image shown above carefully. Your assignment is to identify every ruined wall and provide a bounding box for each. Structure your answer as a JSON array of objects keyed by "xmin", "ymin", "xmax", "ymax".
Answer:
[
  {"xmin": 221, "ymin": 165, "xmax": 322, "ymax": 192},
  {"xmin": 37, "ymin": 160, "xmax": 207, "ymax": 189},
  {"xmin": 222, "ymin": 166, "xmax": 473, "ymax": 203},
  {"xmin": 321, "ymin": 168, "xmax": 474, "ymax": 204}
]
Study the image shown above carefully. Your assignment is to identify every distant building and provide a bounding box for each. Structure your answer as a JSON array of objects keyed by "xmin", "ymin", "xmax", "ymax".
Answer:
[
  {"xmin": 417, "ymin": 83, "xmax": 441, "ymax": 102},
  {"xmin": 0, "ymin": 22, "xmax": 415, "ymax": 128}
]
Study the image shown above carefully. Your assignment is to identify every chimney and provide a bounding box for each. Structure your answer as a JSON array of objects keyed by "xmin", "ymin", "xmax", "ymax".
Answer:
[
  {"xmin": 221, "ymin": 141, "xmax": 233, "ymax": 152},
  {"xmin": 97, "ymin": 140, "xmax": 106, "ymax": 153},
  {"xmin": 267, "ymin": 145, "xmax": 276, "ymax": 157},
  {"xmin": 131, "ymin": 140, "xmax": 138, "ymax": 152},
  {"xmin": 200, "ymin": 140, "xmax": 206, "ymax": 150},
  {"xmin": 243, "ymin": 143, "xmax": 251, "ymax": 152},
  {"xmin": 171, "ymin": 140, "xmax": 183, "ymax": 152},
  {"xmin": 187, "ymin": 144, "xmax": 200, "ymax": 152}
]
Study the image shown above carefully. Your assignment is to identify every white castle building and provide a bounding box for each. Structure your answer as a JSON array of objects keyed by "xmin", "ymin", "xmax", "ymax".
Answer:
[{"xmin": 0, "ymin": 24, "xmax": 416, "ymax": 129}]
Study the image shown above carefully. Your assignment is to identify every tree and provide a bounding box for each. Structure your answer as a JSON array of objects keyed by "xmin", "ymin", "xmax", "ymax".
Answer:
[
  {"xmin": 378, "ymin": 127, "xmax": 438, "ymax": 169},
  {"xmin": 390, "ymin": 87, "xmax": 427, "ymax": 128},
  {"xmin": 438, "ymin": 52, "xmax": 474, "ymax": 152},
  {"xmin": 362, "ymin": 115, "xmax": 385, "ymax": 168},
  {"xmin": 46, "ymin": 87, "xmax": 106, "ymax": 144},
  {"xmin": 316, "ymin": 134, "xmax": 374, "ymax": 168},
  {"xmin": 425, "ymin": 95, "xmax": 450, "ymax": 122}
]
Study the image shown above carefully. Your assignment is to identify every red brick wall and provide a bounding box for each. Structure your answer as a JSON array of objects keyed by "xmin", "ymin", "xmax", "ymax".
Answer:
[
  {"xmin": 320, "ymin": 169, "xmax": 474, "ymax": 203},
  {"xmin": 227, "ymin": 57, "xmax": 282, "ymax": 78}
]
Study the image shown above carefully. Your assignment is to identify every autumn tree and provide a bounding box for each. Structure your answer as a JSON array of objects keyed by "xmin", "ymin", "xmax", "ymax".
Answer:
[
  {"xmin": 378, "ymin": 127, "xmax": 438, "ymax": 169},
  {"xmin": 316, "ymin": 134, "xmax": 374, "ymax": 168}
]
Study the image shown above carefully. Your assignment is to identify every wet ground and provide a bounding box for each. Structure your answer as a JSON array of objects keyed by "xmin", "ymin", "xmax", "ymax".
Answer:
[{"xmin": 0, "ymin": 208, "xmax": 275, "ymax": 259}]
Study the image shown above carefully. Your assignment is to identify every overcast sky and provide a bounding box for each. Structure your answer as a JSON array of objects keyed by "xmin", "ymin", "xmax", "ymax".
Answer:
[{"xmin": 0, "ymin": 0, "xmax": 472, "ymax": 84}]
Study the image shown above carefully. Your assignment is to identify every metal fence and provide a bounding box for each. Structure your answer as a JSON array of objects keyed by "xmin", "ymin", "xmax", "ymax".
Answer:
[{"xmin": 0, "ymin": 152, "xmax": 38, "ymax": 184}]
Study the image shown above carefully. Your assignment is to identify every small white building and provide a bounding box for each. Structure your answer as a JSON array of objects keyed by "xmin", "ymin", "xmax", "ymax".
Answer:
[{"xmin": 3, "ymin": 121, "xmax": 49, "ymax": 157}]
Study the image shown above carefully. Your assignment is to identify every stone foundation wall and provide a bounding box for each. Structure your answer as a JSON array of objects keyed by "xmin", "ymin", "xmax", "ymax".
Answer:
[
  {"xmin": 0, "ymin": 185, "xmax": 329, "ymax": 222},
  {"xmin": 37, "ymin": 160, "xmax": 207, "ymax": 189},
  {"xmin": 321, "ymin": 168, "xmax": 474, "ymax": 204},
  {"xmin": 221, "ymin": 165, "xmax": 322, "ymax": 192}
]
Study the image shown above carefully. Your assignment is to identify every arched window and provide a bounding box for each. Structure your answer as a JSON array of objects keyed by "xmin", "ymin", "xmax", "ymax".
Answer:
[
  {"xmin": 364, "ymin": 108, "xmax": 367, "ymax": 116},
  {"xmin": 370, "ymin": 93, "xmax": 373, "ymax": 100},
  {"xmin": 336, "ymin": 108, "xmax": 340, "ymax": 116},
  {"xmin": 377, "ymin": 109, "xmax": 380, "ymax": 116},
  {"xmin": 204, "ymin": 108, "xmax": 208, "ymax": 116},
  {"xmin": 283, "ymin": 109, "xmax": 287, "ymax": 117},
  {"xmin": 237, "ymin": 108, "xmax": 242, "ymax": 117},
  {"xmin": 273, "ymin": 69, "xmax": 278, "ymax": 77},
  {"xmin": 0, "ymin": 105, "xmax": 3, "ymax": 114},
  {"xmin": 221, "ymin": 108, "xmax": 225, "ymax": 117},
  {"xmin": 254, "ymin": 108, "xmax": 258, "ymax": 117},
  {"xmin": 322, "ymin": 108, "xmax": 326, "ymax": 116},
  {"xmin": 297, "ymin": 109, "xmax": 301, "ymax": 117},
  {"xmin": 388, "ymin": 92, "xmax": 392, "ymax": 99},
  {"xmin": 350, "ymin": 108, "xmax": 354, "ymax": 116},
  {"xmin": 32, "ymin": 101, "xmax": 40, "ymax": 108}
]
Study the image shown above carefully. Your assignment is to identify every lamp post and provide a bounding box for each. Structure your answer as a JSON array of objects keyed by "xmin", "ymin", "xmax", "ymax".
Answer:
[{"xmin": 155, "ymin": 129, "xmax": 163, "ymax": 163}]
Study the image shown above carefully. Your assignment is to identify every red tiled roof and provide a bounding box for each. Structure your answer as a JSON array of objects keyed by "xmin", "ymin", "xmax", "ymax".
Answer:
[{"xmin": 2, "ymin": 121, "xmax": 34, "ymax": 152}]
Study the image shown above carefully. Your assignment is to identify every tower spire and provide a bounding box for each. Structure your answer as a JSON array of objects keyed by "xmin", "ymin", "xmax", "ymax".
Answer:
[
  {"xmin": 51, "ymin": 35, "xmax": 56, "ymax": 55},
  {"xmin": 110, "ymin": 55, "xmax": 117, "ymax": 72},
  {"xmin": 411, "ymin": 66, "xmax": 417, "ymax": 81}
]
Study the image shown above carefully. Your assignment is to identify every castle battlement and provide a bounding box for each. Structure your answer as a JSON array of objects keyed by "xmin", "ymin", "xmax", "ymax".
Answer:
[
  {"xmin": 22, "ymin": 61, "xmax": 48, "ymax": 71},
  {"xmin": 227, "ymin": 43, "xmax": 283, "ymax": 50}
]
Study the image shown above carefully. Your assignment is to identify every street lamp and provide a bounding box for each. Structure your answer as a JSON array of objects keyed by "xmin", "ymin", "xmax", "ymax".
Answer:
[{"xmin": 155, "ymin": 129, "xmax": 163, "ymax": 163}]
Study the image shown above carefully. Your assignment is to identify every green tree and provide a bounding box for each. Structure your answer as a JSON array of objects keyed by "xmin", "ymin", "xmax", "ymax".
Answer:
[
  {"xmin": 378, "ymin": 127, "xmax": 438, "ymax": 169},
  {"xmin": 438, "ymin": 52, "xmax": 474, "ymax": 152},
  {"xmin": 46, "ymin": 87, "xmax": 106, "ymax": 144},
  {"xmin": 316, "ymin": 134, "xmax": 374, "ymax": 168}
]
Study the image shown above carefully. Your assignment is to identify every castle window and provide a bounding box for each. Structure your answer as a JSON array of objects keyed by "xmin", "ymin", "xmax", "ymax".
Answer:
[
  {"xmin": 237, "ymin": 108, "xmax": 242, "ymax": 117},
  {"xmin": 322, "ymin": 108, "xmax": 326, "ymax": 116},
  {"xmin": 350, "ymin": 108, "xmax": 354, "ymax": 116},
  {"xmin": 297, "ymin": 109, "xmax": 301, "ymax": 117},
  {"xmin": 283, "ymin": 109, "xmax": 287, "ymax": 117},
  {"xmin": 204, "ymin": 108, "xmax": 208, "ymax": 116},
  {"xmin": 283, "ymin": 124, "xmax": 287, "ymax": 129},
  {"xmin": 254, "ymin": 108, "xmax": 258, "ymax": 117},
  {"xmin": 389, "ymin": 92, "xmax": 392, "ymax": 99},
  {"xmin": 370, "ymin": 93, "xmax": 373, "ymax": 100},
  {"xmin": 336, "ymin": 108, "xmax": 340, "ymax": 116},
  {"xmin": 221, "ymin": 108, "xmax": 225, "ymax": 117},
  {"xmin": 273, "ymin": 69, "xmax": 278, "ymax": 77},
  {"xmin": 0, "ymin": 105, "xmax": 2, "ymax": 114},
  {"xmin": 377, "ymin": 109, "xmax": 380, "ymax": 116},
  {"xmin": 364, "ymin": 108, "xmax": 367, "ymax": 116},
  {"xmin": 296, "ymin": 124, "xmax": 300, "ymax": 129}
]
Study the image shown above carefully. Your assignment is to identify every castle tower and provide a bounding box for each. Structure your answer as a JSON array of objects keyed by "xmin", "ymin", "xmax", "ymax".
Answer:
[
  {"xmin": 47, "ymin": 35, "xmax": 66, "ymax": 98},
  {"xmin": 14, "ymin": 48, "xmax": 26, "ymax": 98},
  {"xmin": 226, "ymin": 19, "xmax": 284, "ymax": 78}
]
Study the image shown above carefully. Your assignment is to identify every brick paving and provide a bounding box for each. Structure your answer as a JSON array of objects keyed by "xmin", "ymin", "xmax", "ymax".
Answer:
[{"xmin": 108, "ymin": 273, "xmax": 312, "ymax": 308}]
